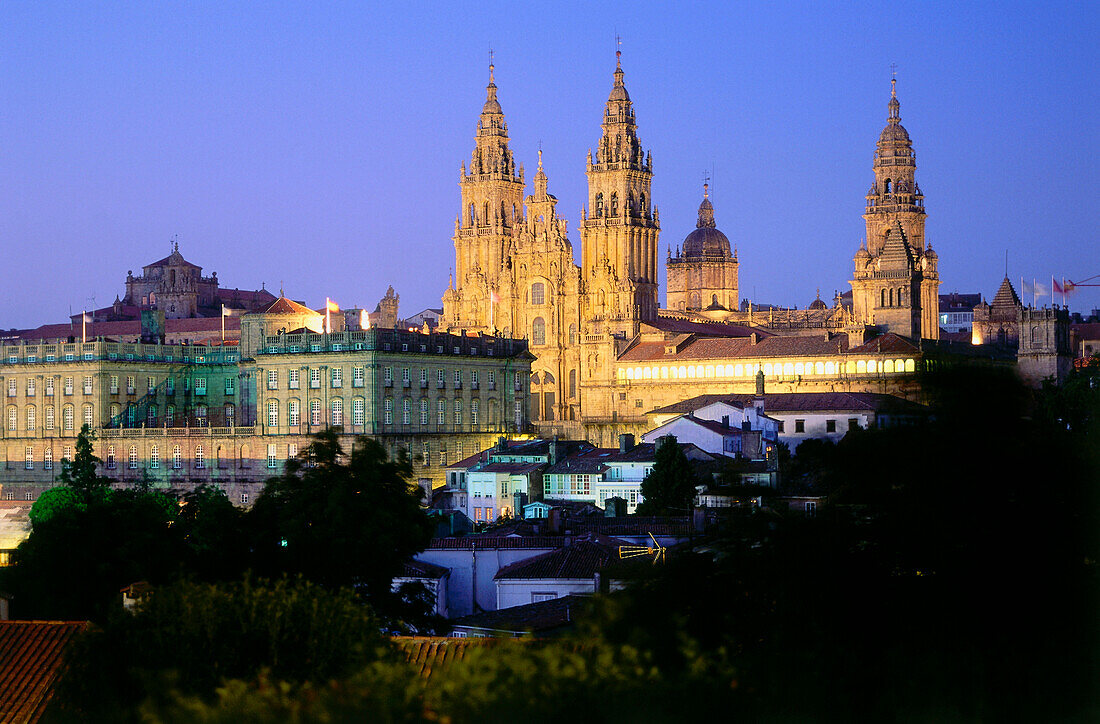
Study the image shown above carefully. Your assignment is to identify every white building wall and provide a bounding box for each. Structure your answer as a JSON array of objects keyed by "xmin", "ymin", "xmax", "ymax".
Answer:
[{"xmin": 496, "ymin": 578, "xmax": 597, "ymax": 610}]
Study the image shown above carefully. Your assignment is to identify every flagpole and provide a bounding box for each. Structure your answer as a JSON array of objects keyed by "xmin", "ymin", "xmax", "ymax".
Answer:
[
  {"xmin": 221, "ymin": 305, "xmax": 226, "ymax": 344},
  {"xmin": 326, "ymin": 297, "xmax": 331, "ymax": 334},
  {"xmin": 82, "ymin": 310, "xmax": 86, "ymax": 344}
]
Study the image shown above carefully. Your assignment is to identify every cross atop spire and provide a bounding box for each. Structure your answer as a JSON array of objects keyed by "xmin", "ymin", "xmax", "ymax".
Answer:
[
  {"xmin": 489, "ymin": 47, "xmax": 494, "ymax": 83},
  {"xmin": 616, "ymin": 34, "xmax": 622, "ymax": 68}
]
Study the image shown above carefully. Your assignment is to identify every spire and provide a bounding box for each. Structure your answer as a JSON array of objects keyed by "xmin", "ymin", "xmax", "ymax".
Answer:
[
  {"xmin": 888, "ymin": 75, "xmax": 900, "ymax": 123},
  {"xmin": 696, "ymin": 183, "xmax": 715, "ymax": 229},
  {"xmin": 533, "ymin": 147, "xmax": 547, "ymax": 196},
  {"xmin": 482, "ymin": 58, "xmax": 502, "ymax": 115}
]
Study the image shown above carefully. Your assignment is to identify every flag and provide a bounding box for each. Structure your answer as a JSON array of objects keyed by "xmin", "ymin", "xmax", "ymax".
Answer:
[
  {"xmin": 1022, "ymin": 280, "xmax": 1048, "ymax": 297},
  {"xmin": 1053, "ymin": 278, "xmax": 1077, "ymax": 296},
  {"xmin": 326, "ymin": 299, "xmax": 340, "ymax": 312},
  {"xmin": 490, "ymin": 290, "xmax": 500, "ymax": 304}
]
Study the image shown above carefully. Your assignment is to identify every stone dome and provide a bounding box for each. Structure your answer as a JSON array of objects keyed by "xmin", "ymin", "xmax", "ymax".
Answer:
[
  {"xmin": 681, "ymin": 188, "xmax": 732, "ymax": 258},
  {"xmin": 879, "ymin": 121, "xmax": 911, "ymax": 145}
]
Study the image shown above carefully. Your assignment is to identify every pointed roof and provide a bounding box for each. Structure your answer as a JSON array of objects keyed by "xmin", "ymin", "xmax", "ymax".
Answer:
[
  {"xmin": 481, "ymin": 62, "xmax": 502, "ymax": 115},
  {"xmin": 991, "ymin": 277, "xmax": 1022, "ymax": 308},
  {"xmin": 262, "ymin": 296, "xmax": 318, "ymax": 316},
  {"xmin": 608, "ymin": 50, "xmax": 630, "ymax": 102},
  {"xmin": 879, "ymin": 220, "xmax": 915, "ymax": 267},
  {"xmin": 879, "ymin": 76, "xmax": 912, "ymax": 145}
]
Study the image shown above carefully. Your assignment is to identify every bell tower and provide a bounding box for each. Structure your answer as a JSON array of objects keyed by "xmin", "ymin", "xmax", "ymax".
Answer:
[
  {"xmin": 851, "ymin": 76, "xmax": 940, "ymax": 340},
  {"xmin": 446, "ymin": 59, "xmax": 526, "ymax": 331},
  {"xmin": 580, "ymin": 50, "xmax": 660, "ymax": 338}
]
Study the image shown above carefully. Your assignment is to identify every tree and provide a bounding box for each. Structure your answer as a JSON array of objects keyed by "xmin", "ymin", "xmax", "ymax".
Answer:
[
  {"xmin": 637, "ymin": 437, "xmax": 698, "ymax": 515},
  {"xmin": 60, "ymin": 576, "xmax": 392, "ymax": 720},
  {"xmin": 249, "ymin": 430, "xmax": 433, "ymax": 601},
  {"xmin": 56, "ymin": 423, "xmax": 111, "ymax": 498}
]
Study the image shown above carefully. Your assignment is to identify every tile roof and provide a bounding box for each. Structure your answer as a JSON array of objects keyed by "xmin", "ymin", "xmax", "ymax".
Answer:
[
  {"xmin": 645, "ymin": 317, "xmax": 772, "ymax": 338},
  {"xmin": 494, "ymin": 537, "xmax": 620, "ymax": 580},
  {"xmin": 618, "ymin": 333, "xmax": 849, "ymax": 362},
  {"xmin": 14, "ymin": 316, "xmax": 243, "ymax": 343},
  {"xmin": 394, "ymin": 637, "xmax": 492, "ymax": 677},
  {"xmin": 0, "ymin": 621, "xmax": 87, "ymax": 724},
  {"xmin": 261, "ymin": 297, "xmax": 319, "ymax": 316},
  {"xmin": 649, "ymin": 391, "xmax": 927, "ymax": 416},
  {"xmin": 990, "ymin": 277, "xmax": 1022, "ymax": 308},
  {"xmin": 398, "ymin": 560, "xmax": 450, "ymax": 579},
  {"xmin": 845, "ymin": 332, "xmax": 921, "ymax": 355},
  {"xmin": 567, "ymin": 516, "xmax": 694, "ymax": 537},
  {"xmin": 450, "ymin": 595, "xmax": 592, "ymax": 635},
  {"xmin": 470, "ymin": 462, "xmax": 544, "ymax": 475},
  {"xmin": 425, "ymin": 536, "xmax": 565, "ymax": 550}
]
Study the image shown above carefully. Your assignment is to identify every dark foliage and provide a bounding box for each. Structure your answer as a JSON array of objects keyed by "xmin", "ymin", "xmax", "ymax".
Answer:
[{"xmin": 637, "ymin": 437, "xmax": 698, "ymax": 514}]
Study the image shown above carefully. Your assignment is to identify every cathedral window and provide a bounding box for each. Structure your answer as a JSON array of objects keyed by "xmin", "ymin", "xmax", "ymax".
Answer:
[
  {"xmin": 881, "ymin": 289, "xmax": 888, "ymax": 308},
  {"xmin": 610, "ymin": 192, "xmax": 619, "ymax": 217},
  {"xmin": 483, "ymin": 202, "xmax": 490, "ymax": 225},
  {"xmin": 531, "ymin": 283, "xmax": 545, "ymax": 305},
  {"xmin": 735, "ymin": 364, "xmax": 744, "ymax": 377},
  {"xmin": 640, "ymin": 193, "xmax": 646, "ymax": 216},
  {"xmin": 595, "ymin": 193, "xmax": 605, "ymax": 217},
  {"xmin": 569, "ymin": 369, "xmax": 577, "ymax": 398},
  {"xmin": 884, "ymin": 178, "xmax": 891, "ymax": 194},
  {"xmin": 568, "ymin": 324, "xmax": 576, "ymax": 345},
  {"xmin": 469, "ymin": 204, "xmax": 475, "ymax": 227},
  {"xmin": 501, "ymin": 201, "xmax": 507, "ymax": 223},
  {"xmin": 532, "ymin": 317, "xmax": 546, "ymax": 346}
]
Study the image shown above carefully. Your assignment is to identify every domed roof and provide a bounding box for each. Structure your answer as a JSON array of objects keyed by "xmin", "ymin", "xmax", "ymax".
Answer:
[
  {"xmin": 809, "ymin": 290, "xmax": 827, "ymax": 310},
  {"xmin": 681, "ymin": 185, "xmax": 732, "ymax": 258},
  {"xmin": 608, "ymin": 53, "xmax": 630, "ymax": 102},
  {"xmin": 482, "ymin": 65, "xmax": 502, "ymax": 114},
  {"xmin": 878, "ymin": 79, "xmax": 910, "ymax": 145}
]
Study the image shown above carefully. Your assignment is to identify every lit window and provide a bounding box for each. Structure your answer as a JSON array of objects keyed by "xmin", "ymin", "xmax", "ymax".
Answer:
[
  {"xmin": 150, "ymin": 445, "xmax": 160, "ymax": 469},
  {"xmin": 267, "ymin": 400, "xmax": 279, "ymax": 427},
  {"xmin": 172, "ymin": 445, "xmax": 182, "ymax": 469},
  {"xmin": 195, "ymin": 445, "xmax": 205, "ymax": 469},
  {"xmin": 128, "ymin": 446, "xmax": 138, "ymax": 469}
]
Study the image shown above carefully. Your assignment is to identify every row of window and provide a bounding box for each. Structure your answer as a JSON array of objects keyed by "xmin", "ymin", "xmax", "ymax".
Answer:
[
  {"xmin": 5, "ymin": 375, "xmax": 235, "ymax": 398},
  {"xmin": 16, "ymin": 444, "xmax": 72, "ymax": 470},
  {"xmin": 779, "ymin": 418, "xmax": 861, "ymax": 434},
  {"xmin": 619, "ymin": 358, "xmax": 918, "ymax": 382},
  {"xmin": 381, "ymin": 398, "xmax": 524, "ymax": 428},
  {"xmin": 7, "ymin": 404, "xmax": 90, "ymax": 432},
  {"xmin": 266, "ymin": 398, "xmax": 365, "ymax": 428}
]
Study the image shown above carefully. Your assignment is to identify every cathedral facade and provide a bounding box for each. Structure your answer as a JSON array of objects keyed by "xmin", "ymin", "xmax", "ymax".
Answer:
[{"xmin": 441, "ymin": 58, "xmax": 1071, "ymax": 443}]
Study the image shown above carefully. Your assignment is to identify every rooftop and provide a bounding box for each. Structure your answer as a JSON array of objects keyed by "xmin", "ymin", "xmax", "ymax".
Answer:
[{"xmin": 0, "ymin": 621, "xmax": 88, "ymax": 724}]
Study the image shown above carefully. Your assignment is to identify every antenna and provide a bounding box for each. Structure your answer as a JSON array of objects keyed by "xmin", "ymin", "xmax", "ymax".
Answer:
[{"xmin": 890, "ymin": 62, "xmax": 897, "ymax": 79}]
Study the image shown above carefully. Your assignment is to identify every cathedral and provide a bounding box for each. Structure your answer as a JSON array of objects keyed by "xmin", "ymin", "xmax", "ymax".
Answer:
[{"xmin": 441, "ymin": 55, "xmax": 1066, "ymax": 443}]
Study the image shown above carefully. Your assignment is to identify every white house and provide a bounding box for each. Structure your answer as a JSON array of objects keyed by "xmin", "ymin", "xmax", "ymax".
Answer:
[{"xmin": 492, "ymin": 536, "xmax": 618, "ymax": 610}]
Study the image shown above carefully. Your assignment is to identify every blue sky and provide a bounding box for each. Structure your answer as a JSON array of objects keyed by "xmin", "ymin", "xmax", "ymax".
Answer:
[{"xmin": 1, "ymin": 1, "xmax": 1097, "ymax": 327}]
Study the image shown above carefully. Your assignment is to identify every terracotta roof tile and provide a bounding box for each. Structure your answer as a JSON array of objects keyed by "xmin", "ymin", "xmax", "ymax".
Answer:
[
  {"xmin": 0, "ymin": 621, "xmax": 87, "ymax": 724},
  {"xmin": 449, "ymin": 595, "xmax": 592, "ymax": 634},
  {"xmin": 494, "ymin": 539, "xmax": 618, "ymax": 580},
  {"xmin": 618, "ymin": 334, "xmax": 849, "ymax": 362},
  {"xmin": 845, "ymin": 332, "xmax": 921, "ymax": 355},
  {"xmin": 261, "ymin": 297, "xmax": 319, "ymax": 316}
]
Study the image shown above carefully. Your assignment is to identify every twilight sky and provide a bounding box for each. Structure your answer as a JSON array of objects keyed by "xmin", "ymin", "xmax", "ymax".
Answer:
[{"xmin": 1, "ymin": 1, "xmax": 1097, "ymax": 329}]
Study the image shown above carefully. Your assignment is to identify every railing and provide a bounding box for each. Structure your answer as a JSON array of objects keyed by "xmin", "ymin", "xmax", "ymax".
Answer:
[{"xmin": 99, "ymin": 426, "xmax": 256, "ymax": 438}]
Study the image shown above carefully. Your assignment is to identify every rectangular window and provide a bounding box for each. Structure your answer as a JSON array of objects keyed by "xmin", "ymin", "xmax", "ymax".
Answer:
[
  {"xmin": 288, "ymin": 443, "xmax": 298, "ymax": 459},
  {"xmin": 26, "ymin": 379, "xmax": 35, "ymax": 396},
  {"xmin": 7, "ymin": 379, "xmax": 15, "ymax": 397},
  {"xmin": 25, "ymin": 446, "xmax": 34, "ymax": 470},
  {"xmin": 84, "ymin": 405, "xmax": 94, "ymax": 427},
  {"xmin": 437, "ymin": 369, "xmax": 445, "ymax": 385},
  {"xmin": 352, "ymin": 367, "xmax": 364, "ymax": 387},
  {"xmin": 267, "ymin": 444, "xmax": 277, "ymax": 469},
  {"xmin": 826, "ymin": 419, "xmax": 836, "ymax": 433},
  {"xmin": 488, "ymin": 370, "xmax": 496, "ymax": 388},
  {"xmin": 289, "ymin": 370, "xmax": 300, "ymax": 389},
  {"xmin": 63, "ymin": 445, "xmax": 72, "ymax": 462},
  {"xmin": 126, "ymin": 376, "xmax": 135, "ymax": 394},
  {"xmin": 848, "ymin": 418, "xmax": 860, "ymax": 431},
  {"xmin": 240, "ymin": 492, "xmax": 249, "ymax": 505},
  {"xmin": 150, "ymin": 446, "xmax": 160, "ymax": 470},
  {"xmin": 267, "ymin": 369, "xmax": 278, "ymax": 390},
  {"xmin": 147, "ymin": 376, "xmax": 156, "ymax": 393},
  {"xmin": 84, "ymin": 377, "xmax": 94, "ymax": 395},
  {"xmin": 64, "ymin": 377, "xmax": 74, "ymax": 395},
  {"xmin": 794, "ymin": 419, "xmax": 805, "ymax": 433},
  {"xmin": 225, "ymin": 377, "xmax": 235, "ymax": 395},
  {"xmin": 46, "ymin": 378, "xmax": 54, "ymax": 396},
  {"xmin": 310, "ymin": 368, "xmax": 321, "ymax": 388},
  {"xmin": 423, "ymin": 443, "xmax": 430, "ymax": 468},
  {"xmin": 383, "ymin": 367, "xmax": 393, "ymax": 383},
  {"xmin": 165, "ymin": 378, "xmax": 174, "ymax": 395},
  {"xmin": 109, "ymin": 375, "xmax": 119, "ymax": 394},
  {"xmin": 420, "ymin": 368, "xmax": 428, "ymax": 385},
  {"xmin": 332, "ymin": 368, "xmax": 343, "ymax": 388},
  {"xmin": 437, "ymin": 399, "xmax": 446, "ymax": 425},
  {"xmin": 778, "ymin": 420, "xmax": 785, "ymax": 433},
  {"xmin": 195, "ymin": 445, "xmax": 205, "ymax": 469},
  {"xmin": 195, "ymin": 377, "xmax": 207, "ymax": 396},
  {"xmin": 402, "ymin": 368, "xmax": 410, "ymax": 383},
  {"xmin": 453, "ymin": 370, "xmax": 462, "ymax": 385},
  {"xmin": 352, "ymin": 398, "xmax": 365, "ymax": 426},
  {"xmin": 383, "ymin": 399, "xmax": 393, "ymax": 425}
]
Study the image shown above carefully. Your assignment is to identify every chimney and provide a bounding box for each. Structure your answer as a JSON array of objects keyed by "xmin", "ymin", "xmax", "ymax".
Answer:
[
  {"xmin": 656, "ymin": 434, "xmax": 677, "ymax": 452},
  {"xmin": 497, "ymin": 436, "xmax": 507, "ymax": 452},
  {"xmin": 547, "ymin": 507, "xmax": 562, "ymax": 534},
  {"xmin": 549, "ymin": 436, "xmax": 560, "ymax": 465},
  {"xmin": 742, "ymin": 420, "xmax": 751, "ymax": 431},
  {"xmin": 618, "ymin": 433, "xmax": 635, "ymax": 453},
  {"xmin": 754, "ymin": 369, "xmax": 765, "ymax": 414},
  {"xmin": 721, "ymin": 415, "xmax": 730, "ymax": 429}
]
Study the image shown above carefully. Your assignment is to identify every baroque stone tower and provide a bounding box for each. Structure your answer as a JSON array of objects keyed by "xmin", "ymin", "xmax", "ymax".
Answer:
[
  {"xmin": 580, "ymin": 51, "xmax": 660, "ymax": 338},
  {"xmin": 666, "ymin": 184, "xmax": 738, "ymax": 312},
  {"xmin": 850, "ymin": 78, "xmax": 940, "ymax": 340},
  {"xmin": 446, "ymin": 62, "xmax": 526, "ymax": 332}
]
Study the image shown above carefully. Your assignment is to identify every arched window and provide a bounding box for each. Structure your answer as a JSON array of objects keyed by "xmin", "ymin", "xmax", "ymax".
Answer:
[
  {"xmin": 501, "ymin": 201, "xmax": 507, "ymax": 223},
  {"xmin": 610, "ymin": 192, "xmax": 619, "ymax": 217},
  {"xmin": 146, "ymin": 404, "xmax": 157, "ymax": 426},
  {"xmin": 569, "ymin": 324, "xmax": 576, "ymax": 345},
  {"xmin": 195, "ymin": 444, "xmax": 205, "ymax": 469},
  {"xmin": 569, "ymin": 369, "xmax": 577, "ymax": 398},
  {"xmin": 469, "ymin": 203, "xmax": 475, "ymax": 227},
  {"xmin": 419, "ymin": 398, "xmax": 429, "ymax": 425},
  {"xmin": 289, "ymin": 399, "xmax": 301, "ymax": 426},
  {"xmin": 150, "ymin": 445, "xmax": 159, "ymax": 470},
  {"xmin": 310, "ymin": 399, "xmax": 322, "ymax": 426},
  {"xmin": 881, "ymin": 289, "xmax": 888, "ymax": 308},
  {"xmin": 531, "ymin": 282, "xmax": 545, "ymax": 305},
  {"xmin": 224, "ymin": 403, "xmax": 235, "ymax": 425},
  {"xmin": 44, "ymin": 447, "xmax": 53, "ymax": 471},
  {"xmin": 45, "ymin": 405, "xmax": 55, "ymax": 430},
  {"xmin": 532, "ymin": 317, "xmax": 546, "ymax": 346},
  {"xmin": 512, "ymin": 203, "xmax": 518, "ymax": 221},
  {"xmin": 267, "ymin": 400, "xmax": 278, "ymax": 428},
  {"xmin": 173, "ymin": 445, "xmax": 182, "ymax": 469},
  {"xmin": 26, "ymin": 406, "xmax": 35, "ymax": 431},
  {"xmin": 884, "ymin": 178, "xmax": 892, "ymax": 193},
  {"xmin": 106, "ymin": 445, "xmax": 116, "ymax": 469},
  {"xmin": 471, "ymin": 399, "xmax": 479, "ymax": 425},
  {"xmin": 401, "ymin": 398, "xmax": 410, "ymax": 425},
  {"xmin": 640, "ymin": 192, "xmax": 646, "ymax": 215},
  {"xmin": 383, "ymin": 398, "xmax": 393, "ymax": 425},
  {"xmin": 128, "ymin": 445, "xmax": 138, "ymax": 469},
  {"xmin": 332, "ymin": 398, "xmax": 344, "ymax": 426},
  {"xmin": 595, "ymin": 192, "xmax": 605, "ymax": 217},
  {"xmin": 352, "ymin": 398, "xmax": 365, "ymax": 426},
  {"xmin": 483, "ymin": 201, "xmax": 490, "ymax": 225},
  {"xmin": 64, "ymin": 405, "xmax": 75, "ymax": 431}
]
